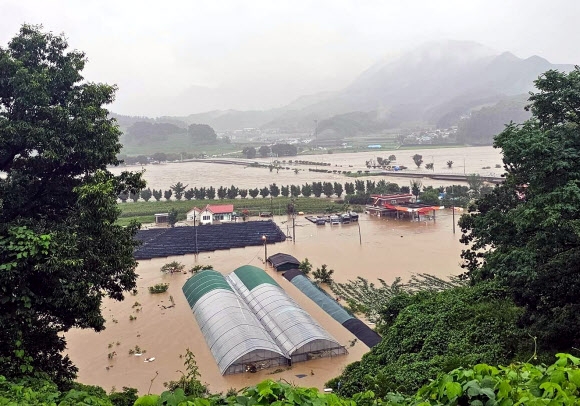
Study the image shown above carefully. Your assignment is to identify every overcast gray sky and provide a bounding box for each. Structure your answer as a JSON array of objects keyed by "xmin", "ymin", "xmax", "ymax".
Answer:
[{"xmin": 1, "ymin": 0, "xmax": 579, "ymax": 116}]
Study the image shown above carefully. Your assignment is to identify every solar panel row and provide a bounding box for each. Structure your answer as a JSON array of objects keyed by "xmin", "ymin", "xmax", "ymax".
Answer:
[{"xmin": 134, "ymin": 221, "xmax": 286, "ymax": 260}]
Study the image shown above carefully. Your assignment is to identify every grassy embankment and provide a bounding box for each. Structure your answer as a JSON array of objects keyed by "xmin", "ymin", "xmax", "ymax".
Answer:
[{"xmin": 117, "ymin": 197, "xmax": 354, "ymax": 226}]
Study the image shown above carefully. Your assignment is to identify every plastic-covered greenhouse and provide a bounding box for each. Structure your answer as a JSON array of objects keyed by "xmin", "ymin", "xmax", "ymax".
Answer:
[
  {"xmin": 182, "ymin": 270, "xmax": 288, "ymax": 375},
  {"xmin": 227, "ymin": 265, "xmax": 347, "ymax": 363},
  {"xmin": 283, "ymin": 270, "xmax": 352, "ymax": 324},
  {"xmin": 283, "ymin": 268, "xmax": 382, "ymax": 348}
]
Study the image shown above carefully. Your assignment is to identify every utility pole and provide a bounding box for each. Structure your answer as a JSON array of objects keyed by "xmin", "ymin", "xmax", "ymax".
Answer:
[
  {"xmin": 357, "ymin": 220, "xmax": 362, "ymax": 245},
  {"xmin": 194, "ymin": 210, "xmax": 199, "ymax": 255},
  {"xmin": 451, "ymin": 186, "xmax": 455, "ymax": 234},
  {"xmin": 292, "ymin": 213, "xmax": 296, "ymax": 244}
]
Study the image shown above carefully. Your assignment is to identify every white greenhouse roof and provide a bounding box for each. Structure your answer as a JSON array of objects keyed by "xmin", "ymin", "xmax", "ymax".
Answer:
[
  {"xmin": 228, "ymin": 266, "xmax": 344, "ymax": 357},
  {"xmin": 182, "ymin": 267, "xmax": 346, "ymax": 375},
  {"xmin": 183, "ymin": 272, "xmax": 286, "ymax": 375}
]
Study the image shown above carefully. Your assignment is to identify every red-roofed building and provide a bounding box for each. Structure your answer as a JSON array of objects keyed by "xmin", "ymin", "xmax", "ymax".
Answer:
[
  {"xmin": 186, "ymin": 204, "xmax": 235, "ymax": 225},
  {"xmin": 366, "ymin": 193, "xmax": 443, "ymax": 221}
]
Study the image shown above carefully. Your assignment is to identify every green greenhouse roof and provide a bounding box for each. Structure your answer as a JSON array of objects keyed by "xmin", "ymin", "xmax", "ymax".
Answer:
[
  {"xmin": 182, "ymin": 270, "xmax": 232, "ymax": 307},
  {"xmin": 232, "ymin": 265, "xmax": 279, "ymax": 291}
]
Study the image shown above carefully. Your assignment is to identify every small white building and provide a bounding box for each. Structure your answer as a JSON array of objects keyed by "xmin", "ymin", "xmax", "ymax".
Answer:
[
  {"xmin": 154, "ymin": 213, "xmax": 169, "ymax": 224},
  {"xmin": 186, "ymin": 204, "xmax": 234, "ymax": 225}
]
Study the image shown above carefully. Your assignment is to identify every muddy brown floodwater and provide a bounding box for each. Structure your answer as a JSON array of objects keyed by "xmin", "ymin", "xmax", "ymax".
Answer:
[
  {"xmin": 109, "ymin": 146, "xmax": 503, "ymax": 190},
  {"xmin": 69, "ymin": 146, "xmax": 486, "ymax": 394},
  {"xmin": 66, "ymin": 209, "xmax": 465, "ymax": 395}
]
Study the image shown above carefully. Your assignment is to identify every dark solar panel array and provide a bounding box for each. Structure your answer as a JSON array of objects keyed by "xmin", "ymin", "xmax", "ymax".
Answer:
[
  {"xmin": 134, "ymin": 221, "xmax": 286, "ymax": 260},
  {"xmin": 136, "ymin": 228, "xmax": 169, "ymax": 244}
]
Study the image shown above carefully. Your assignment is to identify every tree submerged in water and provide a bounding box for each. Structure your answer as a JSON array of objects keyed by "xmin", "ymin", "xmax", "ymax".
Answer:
[
  {"xmin": 298, "ymin": 258, "xmax": 312, "ymax": 275},
  {"xmin": 312, "ymin": 264, "xmax": 334, "ymax": 284},
  {"xmin": 412, "ymin": 154, "xmax": 423, "ymax": 168}
]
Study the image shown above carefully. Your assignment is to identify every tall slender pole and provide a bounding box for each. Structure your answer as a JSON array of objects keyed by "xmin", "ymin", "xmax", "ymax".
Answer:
[
  {"xmin": 195, "ymin": 210, "xmax": 199, "ymax": 255},
  {"xmin": 292, "ymin": 213, "xmax": 296, "ymax": 244},
  {"xmin": 357, "ymin": 220, "xmax": 362, "ymax": 245},
  {"xmin": 452, "ymin": 186, "xmax": 455, "ymax": 234}
]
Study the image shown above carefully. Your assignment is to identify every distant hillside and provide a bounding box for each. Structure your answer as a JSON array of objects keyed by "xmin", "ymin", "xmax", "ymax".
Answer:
[
  {"xmin": 288, "ymin": 41, "xmax": 572, "ymax": 130},
  {"xmin": 200, "ymin": 41, "xmax": 572, "ymax": 136},
  {"xmin": 111, "ymin": 41, "xmax": 574, "ymax": 147},
  {"xmin": 179, "ymin": 109, "xmax": 282, "ymax": 132},
  {"xmin": 456, "ymin": 95, "xmax": 531, "ymax": 145}
]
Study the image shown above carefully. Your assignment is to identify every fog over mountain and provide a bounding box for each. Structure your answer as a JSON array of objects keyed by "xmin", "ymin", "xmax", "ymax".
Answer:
[
  {"xmin": 136, "ymin": 40, "xmax": 572, "ymax": 133},
  {"xmin": 4, "ymin": 0, "xmax": 578, "ymax": 118}
]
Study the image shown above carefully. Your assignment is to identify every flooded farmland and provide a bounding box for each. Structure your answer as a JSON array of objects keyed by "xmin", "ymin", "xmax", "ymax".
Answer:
[
  {"xmin": 66, "ymin": 146, "xmax": 492, "ymax": 395},
  {"xmin": 110, "ymin": 146, "xmax": 503, "ymax": 190}
]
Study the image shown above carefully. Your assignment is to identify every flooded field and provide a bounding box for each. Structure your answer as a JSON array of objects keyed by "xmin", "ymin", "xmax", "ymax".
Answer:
[
  {"xmin": 66, "ymin": 210, "xmax": 464, "ymax": 394},
  {"xmin": 110, "ymin": 146, "xmax": 503, "ymax": 191},
  {"xmin": 67, "ymin": 146, "xmax": 479, "ymax": 394}
]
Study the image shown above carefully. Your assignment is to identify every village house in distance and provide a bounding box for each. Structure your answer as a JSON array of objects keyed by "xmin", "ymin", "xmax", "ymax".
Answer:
[{"xmin": 186, "ymin": 204, "xmax": 235, "ymax": 225}]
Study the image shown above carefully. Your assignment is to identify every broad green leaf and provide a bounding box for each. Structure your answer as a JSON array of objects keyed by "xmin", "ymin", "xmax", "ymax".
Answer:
[{"xmin": 445, "ymin": 382, "xmax": 462, "ymax": 399}]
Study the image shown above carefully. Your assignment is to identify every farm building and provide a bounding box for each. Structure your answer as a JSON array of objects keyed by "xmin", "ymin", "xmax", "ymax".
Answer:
[
  {"xmin": 154, "ymin": 213, "xmax": 169, "ymax": 224},
  {"xmin": 186, "ymin": 204, "xmax": 234, "ymax": 225},
  {"xmin": 366, "ymin": 193, "xmax": 443, "ymax": 220},
  {"xmin": 182, "ymin": 270, "xmax": 287, "ymax": 375},
  {"xmin": 267, "ymin": 253, "xmax": 300, "ymax": 272}
]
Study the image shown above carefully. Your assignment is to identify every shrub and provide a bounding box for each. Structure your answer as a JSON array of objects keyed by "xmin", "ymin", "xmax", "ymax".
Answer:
[
  {"xmin": 149, "ymin": 283, "xmax": 169, "ymax": 294},
  {"xmin": 327, "ymin": 282, "xmax": 530, "ymax": 397},
  {"xmin": 160, "ymin": 261, "xmax": 185, "ymax": 274}
]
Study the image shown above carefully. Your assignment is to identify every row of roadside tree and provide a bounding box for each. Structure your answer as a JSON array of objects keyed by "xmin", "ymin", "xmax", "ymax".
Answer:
[{"xmin": 120, "ymin": 178, "xmax": 487, "ymax": 208}]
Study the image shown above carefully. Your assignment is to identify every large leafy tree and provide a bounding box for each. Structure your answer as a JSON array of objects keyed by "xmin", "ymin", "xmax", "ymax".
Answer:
[
  {"xmin": 0, "ymin": 25, "xmax": 144, "ymax": 385},
  {"xmin": 188, "ymin": 123, "xmax": 217, "ymax": 144},
  {"xmin": 459, "ymin": 67, "xmax": 580, "ymax": 351}
]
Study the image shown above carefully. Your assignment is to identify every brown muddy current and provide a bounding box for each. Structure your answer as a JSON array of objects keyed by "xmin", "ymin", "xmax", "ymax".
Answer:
[{"xmin": 66, "ymin": 146, "xmax": 500, "ymax": 394}]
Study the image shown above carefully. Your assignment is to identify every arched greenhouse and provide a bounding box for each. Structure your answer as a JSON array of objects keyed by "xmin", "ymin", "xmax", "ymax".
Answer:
[
  {"xmin": 182, "ymin": 270, "xmax": 288, "ymax": 375},
  {"xmin": 227, "ymin": 265, "xmax": 347, "ymax": 364}
]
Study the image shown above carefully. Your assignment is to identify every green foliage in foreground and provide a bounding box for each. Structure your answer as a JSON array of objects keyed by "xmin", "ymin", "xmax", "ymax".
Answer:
[
  {"xmin": 459, "ymin": 67, "xmax": 580, "ymax": 355},
  {"xmin": 3, "ymin": 354, "xmax": 580, "ymax": 405},
  {"xmin": 331, "ymin": 274, "xmax": 465, "ymax": 323},
  {"xmin": 328, "ymin": 282, "xmax": 530, "ymax": 397},
  {"xmin": 0, "ymin": 24, "xmax": 145, "ymax": 385}
]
